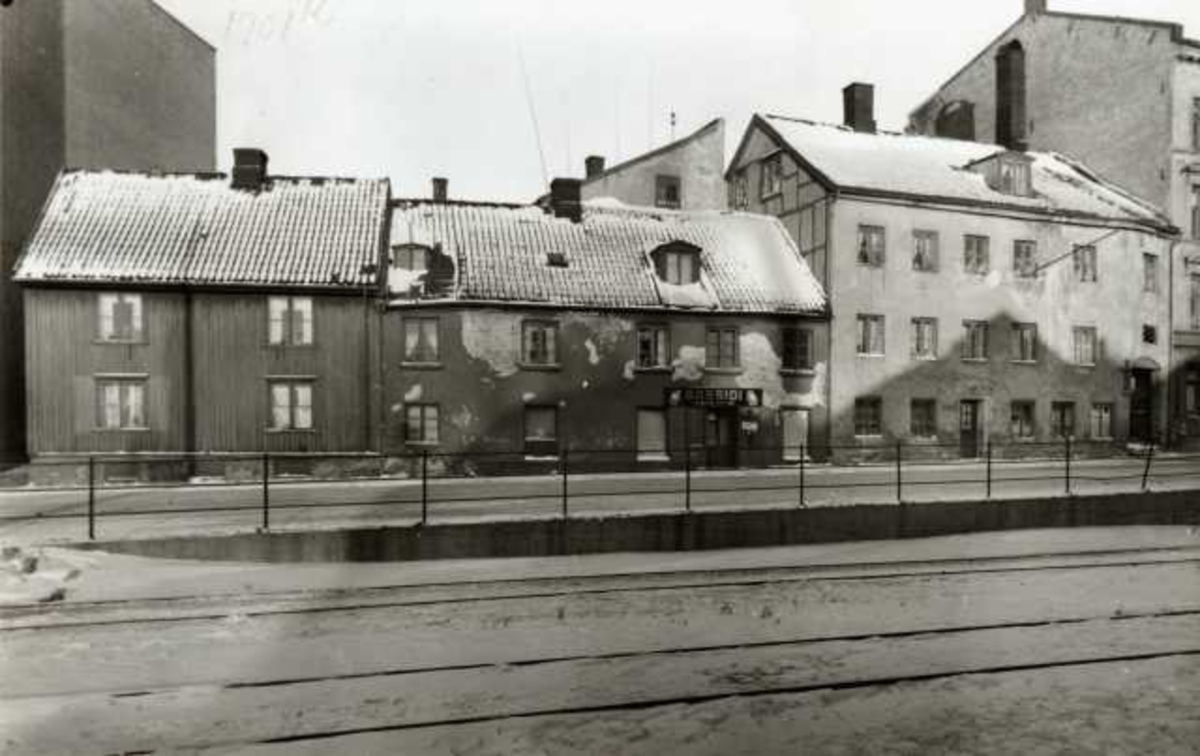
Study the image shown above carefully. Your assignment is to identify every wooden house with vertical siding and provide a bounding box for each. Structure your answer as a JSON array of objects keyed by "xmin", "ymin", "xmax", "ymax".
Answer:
[{"xmin": 13, "ymin": 150, "xmax": 390, "ymax": 481}]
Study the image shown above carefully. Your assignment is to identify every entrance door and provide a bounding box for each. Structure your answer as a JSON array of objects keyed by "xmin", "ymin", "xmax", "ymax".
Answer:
[
  {"xmin": 1130, "ymin": 370, "xmax": 1154, "ymax": 443},
  {"xmin": 959, "ymin": 400, "xmax": 981, "ymax": 458},
  {"xmin": 704, "ymin": 409, "xmax": 737, "ymax": 468}
]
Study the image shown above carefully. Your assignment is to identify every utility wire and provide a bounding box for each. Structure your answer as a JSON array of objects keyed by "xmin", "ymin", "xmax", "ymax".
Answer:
[
  {"xmin": 1031, "ymin": 227, "xmax": 1122, "ymax": 275},
  {"xmin": 517, "ymin": 42, "xmax": 548, "ymax": 189}
]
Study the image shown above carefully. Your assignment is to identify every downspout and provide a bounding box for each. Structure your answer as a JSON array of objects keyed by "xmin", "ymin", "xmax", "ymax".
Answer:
[{"xmin": 1166, "ymin": 235, "xmax": 1177, "ymax": 447}]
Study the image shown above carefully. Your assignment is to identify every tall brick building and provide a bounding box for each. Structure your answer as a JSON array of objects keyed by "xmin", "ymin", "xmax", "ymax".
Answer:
[
  {"xmin": 907, "ymin": 0, "xmax": 1200, "ymax": 445},
  {"xmin": 0, "ymin": 0, "xmax": 215, "ymax": 465}
]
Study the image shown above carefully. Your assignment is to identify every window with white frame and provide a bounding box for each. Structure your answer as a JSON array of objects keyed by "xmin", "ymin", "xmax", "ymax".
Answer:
[
  {"xmin": 998, "ymin": 157, "xmax": 1031, "ymax": 196},
  {"xmin": 1013, "ymin": 239, "xmax": 1038, "ymax": 278},
  {"xmin": 268, "ymin": 296, "xmax": 313, "ymax": 346},
  {"xmin": 1192, "ymin": 186, "xmax": 1200, "ymax": 240},
  {"xmin": 1073, "ymin": 245, "xmax": 1097, "ymax": 282},
  {"xmin": 911, "ymin": 317, "xmax": 937, "ymax": 360},
  {"xmin": 760, "ymin": 154, "xmax": 783, "ymax": 198},
  {"xmin": 394, "ymin": 245, "xmax": 427, "ymax": 271},
  {"xmin": 1010, "ymin": 401, "xmax": 1035, "ymax": 439},
  {"xmin": 403, "ymin": 317, "xmax": 440, "ymax": 363},
  {"xmin": 521, "ymin": 321, "xmax": 558, "ymax": 366},
  {"xmin": 910, "ymin": 399, "xmax": 937, "ymax": 438},
  {"xmin": 1051, "ymin": 401, "xmax": 1076, "ymax": 439},
  {"xmin": 1073, "ymin": 326, "xmax": 1097, "ymax": 366},
  {"xmin": 1143, "ymin": 253, "xmax": 1159, "ymax": 293},
  {"xmin": 95, "ymin": 378, "xmax": 147, "ymax": 430},
  {"xmin": 857, "ymin": 225, "xmax": 885, "ymax": 267},
  {"xmin": 705, "ymin": 327, "xmax": 739, "ymax": 368},
  {"xmin": 857, "ymin": 314, "xmax": 885, "ymax": 356},
  {"xmin": 729, "ymin": 172, "xmax": 749, "ymax": 210},
  {"xmin": 912, "ymin": 230, "xmax": 939, "ymax": 272},
  {"xmin": 524, "ymin": 405, "xmax": 558, "ymax": 456},
  {"xmin": 1012, "ymin": 322, "xmax": 1037, "ymax": 362},
  {"xmin": 97, "ymin": 293, "xmax": 144, "ymax": 342},
  {"xmin": 1192, "ymin": 274, "xmax": 1200, "ymax": 330},
  {"xmin": 637, "ymin": 325, "xmax": 670, "ymax": 369},
  {"xmin": 1090, "ymin": 403, "xmax": 1113, "ymax": 439},
  {"xmin": 268, "ymin": 380, "xmax": 313, "ymax": 430},
  {"xmin": 405, "ymin": 403, "xmax": 440, "ymax": 444},
  {"xmin": 855, "ymin": 397, "xmax": 883, "ymax": 437},
  {"xmin": 962, "ymin": 320, "xmax": 989, "ymax": 360},
  {"xmin": 964, "ymin": 235, "xmax": 990, "ymax": 275},
  {"xmin": 658, "ymin": 248, "xmax": 700, "ymax": 285}
]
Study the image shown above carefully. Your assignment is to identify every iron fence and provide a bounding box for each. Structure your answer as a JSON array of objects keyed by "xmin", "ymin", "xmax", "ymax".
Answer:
[{"xmin": 2, "ymin": 439, "xmax": 1198, "ymax": 541}]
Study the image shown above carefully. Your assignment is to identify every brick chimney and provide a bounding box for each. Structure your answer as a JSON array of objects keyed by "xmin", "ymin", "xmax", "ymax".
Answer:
[
  {"xmin": 1025, "ymin": 0, "xmax": 1047, "ymax": 15},
  {"xmin": 231, "ymin": 148, "xmax": 269, "ymax": 191},
  {"xmin": 585, "ymin": 155, "xmax": 606, "ymax": 179},
  {"xmin": 549, "ymin": 178, "xmax": 582, "ymax": 223},
  {"xmin": 842, "ymin": 83, "xmax": 876, "ymax": 134},
  {"xmin": 432, "ymin": 177, "xmax": 448, "ymax": 202},
  {"xmin": 995, "ymin": 41, "xmax": 1028, "ymax": 151}
]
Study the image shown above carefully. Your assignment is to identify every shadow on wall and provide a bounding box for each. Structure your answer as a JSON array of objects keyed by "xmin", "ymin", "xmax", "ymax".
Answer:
[{"xmin": 827, "ymin": 310, "xmax": 1161, "ymax": 463}]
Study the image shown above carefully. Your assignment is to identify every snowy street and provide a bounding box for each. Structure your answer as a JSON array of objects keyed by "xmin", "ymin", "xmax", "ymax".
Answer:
[{"xmin": 2, "ymin": 526, "xmax": 1200, "ymax": 754}]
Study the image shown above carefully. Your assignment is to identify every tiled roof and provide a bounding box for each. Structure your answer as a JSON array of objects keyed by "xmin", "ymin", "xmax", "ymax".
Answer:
[
  {"xmin": 388, "ymin": 200, "xmax": 826, "ymax": 314},
  {"xmin": 758, "ymin": 116, "xmax": 1174, "ymax": 231},
  {"xmin": 14, "ymin": 170, "xmax": 389, "ymax": 288}
]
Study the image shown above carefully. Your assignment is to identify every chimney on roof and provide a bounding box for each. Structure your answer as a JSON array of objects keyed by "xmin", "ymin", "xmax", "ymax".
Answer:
[
  {"xmin": 842, "ymin": 83, "xmax": 876, "ymax": 134},
  {"xmin": 585, "ymin": 155, "xmax": 606, "ymax": 179},
  {"xmin": 432, "ymin": 177, "xmax": 448, "ymax": 202},
  {"xmin": 231, "ymin": 148, "xmax": 269, "ymax": 191},
  {"xmin": 549, "ymin": 178, "xmax": 582, "ymax": 223},
  {"xmin": 1025, "ymin": 0, "xmax": 1047, "ymax": 15}
]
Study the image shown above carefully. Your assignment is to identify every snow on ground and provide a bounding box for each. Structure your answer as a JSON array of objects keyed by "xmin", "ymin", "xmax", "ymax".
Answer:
[{"xmin": 0, "ymin": 546, "xmax": 91, "ymax": 605}]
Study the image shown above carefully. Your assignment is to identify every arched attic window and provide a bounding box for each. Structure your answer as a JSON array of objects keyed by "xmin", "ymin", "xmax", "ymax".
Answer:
[{"xmin": 650, "ymin": 240, "xmax": 702, "ymax": 286}]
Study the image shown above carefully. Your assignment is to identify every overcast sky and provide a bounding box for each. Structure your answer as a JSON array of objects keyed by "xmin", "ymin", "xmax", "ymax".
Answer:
[{"xmin": 157, "ymin": 0, "xmax": 1200, "ymax": 203}]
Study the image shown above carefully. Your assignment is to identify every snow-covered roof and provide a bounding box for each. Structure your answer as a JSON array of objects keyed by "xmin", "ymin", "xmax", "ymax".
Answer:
[
  {"xmin": 387, "ymin": 199, "xmax": 826, "ymax": 314},
  {"xmin": 14, "ymin": 170, "xmax": 390, "ymax": 287},
  {"xmin": 758, "ymin": 115, "xmax": 1174, "ymax": 231}
]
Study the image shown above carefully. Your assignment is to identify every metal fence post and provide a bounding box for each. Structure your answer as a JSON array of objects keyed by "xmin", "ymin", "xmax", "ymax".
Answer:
[
  {"xmin": 1141, "ymin": 444, "xmax": 1155, "ymax": 492},
  {"xmin": 1064, "ymin": 436, "xmax": 1072, "ymax": 495},
  {"xmin": 895, "ymin": 441, "xmax": 902, "ymax": 504},
  {"xmin": 421, "ymin": 450, "xmax": 429, "ymax": 525},
  {"xmin": 87, "ymin": 455, "xmax": 96, "ymax": 541},
  {"xmin": 562, "ymin": 446, "xmax": 569, "ymax": 519},
  {"xmin": 986, "ymin": 443, "xmax": 992, "ymax": 500},
  {"xmin": 261, "ymin": 452, "xmax": 270, "ymax": 531},
  {"xmin": 798, "ymin": 444, "xmax": 806, "ymax": 508}
]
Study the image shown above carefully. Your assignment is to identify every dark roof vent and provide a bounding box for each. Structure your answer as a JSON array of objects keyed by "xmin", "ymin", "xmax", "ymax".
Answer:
[
  {"xmin": 231, "ymin": 148, "xmax": 269, "ymax": 191},
  {"xmin": 546, "ymin": 251, "xmax": 568, "ymax": 267}
]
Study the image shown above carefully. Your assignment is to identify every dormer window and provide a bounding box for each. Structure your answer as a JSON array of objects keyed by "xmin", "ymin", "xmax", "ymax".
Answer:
[
  {"xmin": 970, "ymin": 151, "xmax": 1034, "ymax": 197},
  {"xmin": 389, "ymin": 243, "xmax": 432, "ymax": 297},
  {"xmin": 394, "ymin": 245, "xmax": 427, "ymax": 272},
  {"xmin": 651, "ymin": 241, "xmax": 701, "ymax": 285}
]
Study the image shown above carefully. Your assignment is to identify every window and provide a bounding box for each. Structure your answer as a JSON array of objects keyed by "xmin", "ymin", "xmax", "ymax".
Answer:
[
  {"xmin": 1192, "ymin": 186, "xmax": 1200, "ymax": 240},
  {"xmin": 637, "ymin": 325, "xmax": 670, "ymax": 369},
  {"xmin": 522, "ymin": 321, "xmax": 558, "ymax": 366},
  {"xmin": 729, "ymin": 172, "xmax": 749, "ymax": 210},
  {"xmin": 403, "ymin": 318, "xmax": 439, "ymax": 363},
  {"xmin": 524, "ymin": 406, "xmax": 558, "ymax": 456},
  {"xmin": 268, "ymin": 380, "xmax": 313, "ymax": 431},
  {"xmin": 910, "ymin": 317, "xmax": 938, "ymax": 360},
  {"xmin": 781, "ymin": 327, "xmax": 813, "ymax": 371},
  {"xmin": 636, "ymin": 409, "xmax": 668, "ymax": 461},
  {"xmin": 964, "ymin": 235, "xmax": 990, "ymax": 274},
  {"xmin": 856, "ymin": 314, "xmax": 885, "ymax": 355},
  {"xmin": 1073, "ymin": 245, "xmax": 1097, "ymax": 282},
  {"xmin": 855, "ymin": 397, "xmax": 883, "ymax": 437},
  {"xmin": 760, "ymin": 154, "xmax": 782, "ymax": 198},
  {"xmin": 912, "ymin": 230, "xmax": 939, "ymax": 272},
  {"xmin": 1193, "ymin": 97, "xmax": 1200, "ymax": 151},
  {"xmin": 1143, "ymin": 253, "xmax": 1159, "ymax": 293},
  {"xmin": 1013, "ymin": 239, "xmax": 1038, "ymax": 278},
  {"xmin": 1051, "ymin": 402, "xmax": 1076, "ymax": 439},
  {"xmin": 97, "ymin": 293, "xmax": 143, "ymax": 342},
  {"xmin": 1011, "ymin": 322, "xmax": 1037, "ymax": 362},
  {"xmin": 1187, "ymin": 365, "xmax": 1200, "ymax": 415},
  {"xmin": 95, "ymin": 378, "xmax": 146, "ymax": 430},
  {"xmin": 268, "ymin": 296, "xmax": 313, "ymax": 346},
  {"xmin": 394, "ymin": 246, "xmax": 427, "ymax": 271},
  {"xmin": 1090, "ymin": 403, "xmax": 1113, "ymax": 439},
  {"xmin": 405, "ymin": 403, "xmax": 439, "ymax": 444},
  {"xmin": 998, "ymin": 158, "xmax": 1031, "ymax": 196},
  {"xmin": 962, "ymin": 320, "xmax": 989, "ymax": 360},
  {"xmin": 781, "ymin": 408, "xmax": 809, "ymax": 461},
  {"xmin": 659, "ymin": 248, "xmax": 699, "ymax": 285},
  {"xmin": 1010, "ymin": 401, "xmax": 1035, "ymax": 439},
  {"xmin": 1143, "ymin": 325, "xmax": 1157, "ymax": 345},
  {"xmin": 655, "ymin": 175, "xmax": 681, "ymax": 209},
  {"xmin": 910, "ymin": 399, "xmax": 937, "ymax": 438},
  {"xmin": 705, "ymin": 327, "xmax": 739, "ymax": 368},
  {"xmin": 1073, "ymin": 326, "xmax": 1097, "ymax": 366},
  {"xmin": 1192, "ymin": 274, "xmax": 1200, "ymax": 330},
  {"xmin": 857, "ymin": 225, "xmax": 885, "ymax": 267}
]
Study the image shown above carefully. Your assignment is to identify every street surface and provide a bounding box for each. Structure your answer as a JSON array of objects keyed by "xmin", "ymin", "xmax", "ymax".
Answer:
[
  {"xmin": 1, "ymin": 454, "xmax": 1198, "ymax": 544},
  {"xmin": 1, "ymin": 527, "xmax": 1199, "ymax": 754}
]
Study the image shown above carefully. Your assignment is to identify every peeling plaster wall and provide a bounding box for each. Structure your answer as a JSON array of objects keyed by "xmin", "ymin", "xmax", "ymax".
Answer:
[{"xmin": 385, "ymin": 307, "xmax": 830, "ymax": 463}]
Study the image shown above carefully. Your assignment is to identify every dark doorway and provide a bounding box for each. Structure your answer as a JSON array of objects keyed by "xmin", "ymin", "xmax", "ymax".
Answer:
[
  {"xmin": 704, "ymin": 409, "xmax": 737, "ymax": 468},
  {"xmin": 1130, "ymin": 370, "xmax": 1154, "ymax": 443},
  {"xmin": 959, "ymin": 400, "xmax": 982, "ymax": 458}
]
